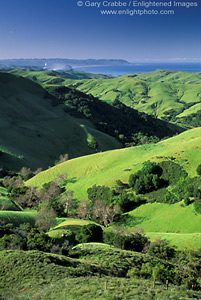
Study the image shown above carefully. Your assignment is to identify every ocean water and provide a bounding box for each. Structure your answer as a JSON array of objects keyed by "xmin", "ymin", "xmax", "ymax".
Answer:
[{"xmin": 74, "ymin": 62, "xmax": 201, "ymax": 76}]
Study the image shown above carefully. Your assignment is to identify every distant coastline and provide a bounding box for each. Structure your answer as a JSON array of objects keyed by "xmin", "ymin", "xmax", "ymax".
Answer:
[
  {"xmin": 74, "ymin": 62, "xmax": 201, "ymax": 76},
  {"xmin": 0, "ymin": 58, "xmax": 200, "ymax": 75}
]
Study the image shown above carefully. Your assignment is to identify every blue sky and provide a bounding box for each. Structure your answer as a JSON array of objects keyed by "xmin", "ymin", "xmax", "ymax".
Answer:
[{"xmin": 0, "ymin": 0, "xmax": 200, "ymax": 61}]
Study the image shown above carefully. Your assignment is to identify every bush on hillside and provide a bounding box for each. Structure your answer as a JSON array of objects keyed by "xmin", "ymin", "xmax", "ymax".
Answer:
[
  {"xmin": 184, "ymin": 196, "xmax": 191, "ymax": 206},
  {"xmin": 118, "ymin": 192, "xmax": 146, "ymax": 212},
  {"xmin": 35, "ymin": 205, "xmax": 57, "ymax": 232},
  {"xmin": 129, "ymin": 162, "xmax": 163, "ymax": 194},
  {"xmin": 194, "ymin": 200, "xmax": 201, "ymax": 214},
  {"xmin": 196, "ymin": 164, "xmax": 201, "ymax": 176},
  {"xmin": 76, "ymin": 224, "xmax": 103, "ymax": 244},
  {"xmin": 159, "ymin": 161, "xmax": 188, "ymax": 185},
  {"xmin": 87, "ymin": 185, "xmax": 116, "ymax": 206},
  {"xmin": 0, "ymin": 224, "xmax": 14, "ymax": 238},
  {"xmin": 27, "ymin": 228, "xmax": 53, "ymax": 252},
  {"xmin": 172, "ymin": 176, "xmax": 201, "ymax": 202},
  {"xmin": 146, "ymin": 239, "xmax": 176, "ymax": 260},
  {"xmin": 103, "ymin": 230, "xmax": 148, "ymax": 252}
]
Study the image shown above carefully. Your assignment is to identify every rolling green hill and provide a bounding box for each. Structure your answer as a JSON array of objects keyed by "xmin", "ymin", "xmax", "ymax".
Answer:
[
  {"xmin": 26, "ymin": 127, "xmax": 201, "ymax": 249},
  {"xmin": 8, "ymin": 69, "xmax": 185, "ymax": 142},
  {"xmin": 59, "ymin": 70, "xmax": 201, "ymax": 127},
  {"xmin": 2, "ymin": 248, "xmax": 200, "ymax": 300},
  {"xmin": 0, "ymin": 210, "xmax": 36, "ymax": 226},
  {"xmin": 0, "ymin": 71, "xmax": 184, "ymax": 171},
  {"xmin": 9, "ymin": 68, "xmax": 201, "ymax": 128},
  {"xmin": 118, "ymin": 201, "xmax": 201, "ymax": 250},
  {"xmin": 9, "ymin": 67, "xmax": 114, "ymax": 81},
  {"xmin": 27, "ymin": 127, "xmax": 201, "ymax": 199},
  {"xmin": 0, "ymin": 72, "xmax": 122, "ymax": 171}
]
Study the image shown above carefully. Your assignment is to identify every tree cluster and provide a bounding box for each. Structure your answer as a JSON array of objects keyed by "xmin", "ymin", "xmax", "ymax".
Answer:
[
  {"xmin": 77, "ymin": 184, "xmax": 145, "ymax": 227},
  {"xmin": 129, "ymin": 161, "xmax": 164, "ymax": 194}
]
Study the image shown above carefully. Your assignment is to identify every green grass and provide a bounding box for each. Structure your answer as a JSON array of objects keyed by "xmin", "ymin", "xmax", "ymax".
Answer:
[
  {"xmin": 115, "ymin": 201, "xmax": 201, "ymax": 250},
  {"xmin": 2, "ymin": 276, "xmax": 199, "ymax": 300},
  {"xmin": 125, "ymin": 201, "xmax": 201, "ymax": 233},
  {"xmin": 0, "ymin": 210, "xmax": 36, "ymax": 226},
  {"xmin": 48, "ymin": 218, "xmax": 97, "ymax": 240},
  {"xmin": 27, "ymin": 127, "xmax": 201, "ymax": 200},
  {"xmin": 58, "ymin": 70, "xmax": 201, "ymax": 123},
  {"xmin": 1, "ymin": 248, "xmax": 201, "ymax": 300},
  {"xmin": 0, "ymin": 198, "xmax": 18, "ymax": 211},
  {"xmin": 54, "ymin": 218, "xmax": 96, "ymax": 229},
  {"xmin": 0, "ymin": 186, "xmax": 20, "ymax": 211},
  {"xmin": 72, "ymin": 242, "xmax": 113, "ymax": 249},
  {"xmin": 147, "ymin": 232, "xmax": 201, "ymax": 250}
]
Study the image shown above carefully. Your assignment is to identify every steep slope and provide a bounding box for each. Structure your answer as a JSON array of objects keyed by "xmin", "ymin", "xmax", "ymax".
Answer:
[
  {"xmin": 0, "ymin": 72, "xmax": 121, "ymax": 171},
  {"xmin": 46, "ymin": 85, "xmax": 184, "ymax": 145}
]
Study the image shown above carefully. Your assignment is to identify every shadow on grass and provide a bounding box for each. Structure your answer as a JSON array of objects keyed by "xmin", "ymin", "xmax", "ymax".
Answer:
[{"xmin": 116, "ymin": 214, "xmax": 148, "ymax": 227}]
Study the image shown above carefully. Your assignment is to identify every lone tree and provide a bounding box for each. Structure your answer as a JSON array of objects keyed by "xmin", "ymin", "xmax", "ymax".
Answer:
[
  {"xmin": 59, "ymin": 190, "xmax": 76, "ymax": 217},
  {"xmin": 35, "ymin": 205, "xmax": 56, "ymax": 232}
]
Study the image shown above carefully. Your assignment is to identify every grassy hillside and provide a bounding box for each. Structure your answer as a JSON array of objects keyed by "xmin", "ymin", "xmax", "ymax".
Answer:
[
  {"xmin": 1, "ymin": 248, "xmax": 201, "ymax": 299},
  {"xmin": 1, "ymin": 71, "xmax": 186, "ymax": 172},
  {"xmin": 27, "ymin": 127, "xmax": 201, "ymax": 200},
  {"xmin": 9, "ymin": 67, "xmax": 114, "ymax": 81},
  {"xmin": 0, "ymin": 210, "xmax": 36, "ymax": 226},
  {"xmin": 0, "ymin": 72, "xmax": 121, "ymax": 171},
  {"xmin": 47, "ymin": 210, "xmax": 201, "ymax": 250},
  {"xmin": 118, "ymin": 201, "xmax": 201, "ymax": 250},
  {"xmin": 46, "ymin": 85, "xmax": 183, "ymax": 144},
  {"xmin": 26, "ymin": 128, "xmax": 201, "ymax": 250},
  {"xmin": 58, "ymin": 70, "xmax": 201, "ymax": 127},
  {"xmin": 8, "ymin": 69, "xmax": 185, "ymax": 145},
  {"xmin": 9, "ymin": 68, "xmax": 201, "ymax": 128}
]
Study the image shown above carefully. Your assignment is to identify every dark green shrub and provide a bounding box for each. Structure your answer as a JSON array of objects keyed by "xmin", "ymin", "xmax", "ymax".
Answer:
[
  {"xmin": 163, "ymin": 190, "xmax": 179, "ymax": 204},
  {"xmin": 123, "ymin": 233, "xmax": 149, "ymax": 252},
  {"xmin": 128, "ymin": 162, "xmax": 163, "ymax": 194},
  {"xmin": 147, "ymin": 240, "xmax": 176, "ymax": 260},
  {"xmin": 184, "ymin": 197, "xmax": 191, "ymax": 206},
  {"xmin": 0, "ymin": 232, "xmax": 27, "ymax": 251},
  {"xmin": 0, "ymin": 224, "xmax": 14, "ymax": 238},
  {"xmin": 171, "ymin": 176, "xmax": 201, "ymax": 203},
  {"xmin": 196, "ymin": 164, "xmax": 201, "ymax": 176},
  {"xmin": 10, "ymin": 186, "xmax": 28, "ymax": 199},
  {"xmin": 141, "ymin": 161, "xmax": 163, "ymax": 176},
  {"xmin": 194, "ymin": 200, "xmax": 201, "ymax": 214},
  {"xmin": 118, "ymin": 192, "xmax": 145, "ymax": 212},
  {"xmin": 128, "ymin": 173, "xmax": 138, "ymax": 188},
  {"xmin": 76, "ymin": 224, "xmax": 103, "ymax": 244},
  {"xmin": 87, "ymin": 185, "xmax": 116, "ymax": 206},
  {"xmin": 27, "ymin": 228, "xmax": 53, "ymax": 252},
  {"xmin": 159, "ymin": 161, "xmax": 188, "ymax": 185},
  {"xmin": 144, "ymin": 188, "xmax": 163, "ymax": 202},
  {"xmin": 103, "ymin": 230, "xmax": 148, "ymax": 252}
]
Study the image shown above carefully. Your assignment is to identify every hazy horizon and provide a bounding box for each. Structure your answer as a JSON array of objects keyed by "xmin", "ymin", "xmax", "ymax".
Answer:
[{"xmin": 0, "ymin": 57, "xmax": 200, "ymax": 63}]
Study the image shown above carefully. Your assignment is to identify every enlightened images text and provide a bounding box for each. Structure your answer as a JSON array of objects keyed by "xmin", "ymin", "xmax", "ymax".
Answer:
[{"xmin": 84, "ymin": 1, "xmax": 198, "ymax": 9}]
